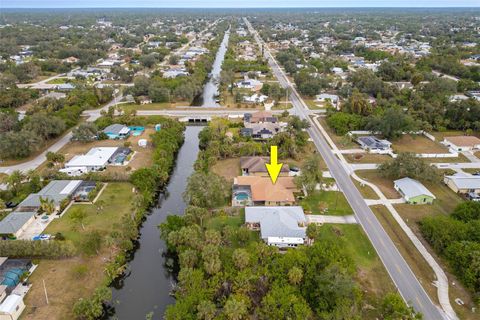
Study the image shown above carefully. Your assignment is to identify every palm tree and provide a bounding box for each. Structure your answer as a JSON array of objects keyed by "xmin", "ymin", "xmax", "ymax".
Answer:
[
  {"xmin": 39, "ymin": 196, "xmax": 56, "ymax": 215},
  {"xmin": 6, "ymin": 170, "xmax": 24, "ymax": 195},
  {"xmin": 70, "ymin": 208, "xmax": 87, "ymax": 230}
]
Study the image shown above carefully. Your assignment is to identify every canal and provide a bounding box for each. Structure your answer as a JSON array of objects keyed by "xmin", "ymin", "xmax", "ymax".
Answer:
[
  {"xmin": 193, "ymin": 28, "xmax": 230, "ymax": 107},
  {"xmin": 108, "ymin": 126, "xmax": 203, "ymax": 320}
]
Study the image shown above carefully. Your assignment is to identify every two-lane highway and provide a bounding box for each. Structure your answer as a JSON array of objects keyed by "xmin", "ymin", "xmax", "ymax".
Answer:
[{"xmin": 244, "ymin": 17, "xmax": 448, "ymax": 320}]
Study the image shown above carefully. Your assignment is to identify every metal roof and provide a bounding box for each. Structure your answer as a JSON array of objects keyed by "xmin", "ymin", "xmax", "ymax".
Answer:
[
  {"xmin": 245, "ymin": 206, "xmax": 306, "ymax": 239},
  {"xmin": 394, "ymin": 177, "xmax": 435, "ymax": 199},
  {"xmin": 445, "ymin": 173, "xmax": 480, "ymax": 189},
  {"xmin": 18, "ymin": 180, "xmax": 82, "ymax": 208}
]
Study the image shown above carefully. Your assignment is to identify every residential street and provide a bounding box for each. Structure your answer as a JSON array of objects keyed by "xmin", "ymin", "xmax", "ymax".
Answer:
[{"xmin": 244, "ymin": 17, "xmax": 450, "ymax": 320}]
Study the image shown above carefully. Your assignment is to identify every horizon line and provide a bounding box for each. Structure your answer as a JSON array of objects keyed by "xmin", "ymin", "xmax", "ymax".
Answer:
[{"xmin": 2, "ymin": 6, "xmax": 480, "ymax": 9}]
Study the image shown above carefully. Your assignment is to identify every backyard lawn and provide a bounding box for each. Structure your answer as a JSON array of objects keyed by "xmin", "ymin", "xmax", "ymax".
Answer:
[
  {"xmin": 22, "ymin": 183, "xmax": 135, "ymax": 320},
  {"xmin": 211, "ymin": 158, "xmax": 241, "ymax": 182},
  {"xmin": 300, "ymin": 191, "xmax": 353, "ymax": 216},
  {"xmin": 392, "ymin": 134, "xmax": 449, "ymax": 154}
]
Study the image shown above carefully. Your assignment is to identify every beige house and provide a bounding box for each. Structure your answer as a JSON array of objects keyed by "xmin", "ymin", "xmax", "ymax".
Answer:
[
  {"xmin": 443, "ymin": 136, "xmax": 480, "ymax": 151},
  {"xmin": 444, "ymin": 173, "xmax": 480, "ymax": 194},
  {"xmin": 232, "ymin": 176, "xmax": 298, "ymax": 206}
]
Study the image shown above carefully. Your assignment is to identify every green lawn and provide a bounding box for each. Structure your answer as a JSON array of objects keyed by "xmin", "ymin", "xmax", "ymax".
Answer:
[
  {"xmin": 300, "ymin": 191, "xmax": 353, "ymax": 216},
  {"xmin": 46, "ymin": 182, "xmax": 135, "ymax": 247}
]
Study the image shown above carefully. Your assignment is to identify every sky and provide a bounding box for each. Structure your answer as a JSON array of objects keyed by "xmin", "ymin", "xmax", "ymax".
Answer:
[{"xmin": 2, "ymin": 0, "xmax": 480, "ymax": 8}]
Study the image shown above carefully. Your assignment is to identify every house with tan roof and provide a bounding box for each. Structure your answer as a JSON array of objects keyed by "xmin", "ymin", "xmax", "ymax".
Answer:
[
  {"xmin": 232, "ymin": 176, "xmax": 298, "ymax": 206},
  {"xmin": 240, "ymin": 156, "xmax": 290, "ymax": 177},
  {"xmin": 443, "ymin": 136, "xmax": 480, "ymax": 151}
]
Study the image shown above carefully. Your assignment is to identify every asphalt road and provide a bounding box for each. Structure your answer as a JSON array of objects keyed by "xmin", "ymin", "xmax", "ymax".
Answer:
[{"xmin": 244, "ymin": 18, "xmax": 447, "ymax": 320}]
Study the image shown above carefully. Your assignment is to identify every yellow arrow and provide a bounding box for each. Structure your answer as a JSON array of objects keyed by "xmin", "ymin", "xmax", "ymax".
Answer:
[{"xmin": 265, "ymin": 146, "xmax": 283, "ymax": 184}]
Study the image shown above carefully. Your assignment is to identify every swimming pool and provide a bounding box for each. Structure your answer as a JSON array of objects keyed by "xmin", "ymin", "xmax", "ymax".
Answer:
[
  {"xmin": 234, "ymin": 192, "xmax": 250, "ymax": 201},
  {"xmin": 129, "ymin": 126, "xmax": 145, "ymax": 136}
]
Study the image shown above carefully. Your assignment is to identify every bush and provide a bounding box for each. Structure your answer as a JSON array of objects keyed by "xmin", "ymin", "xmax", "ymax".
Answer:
[{"xmin": 0, "ymin": 240, "xmax": 76, "ymax": 258}]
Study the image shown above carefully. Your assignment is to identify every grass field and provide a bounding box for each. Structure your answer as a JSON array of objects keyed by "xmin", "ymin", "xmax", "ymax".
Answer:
[
  {"xmin": 211, "ymin": 158, "xmax": 242, "ymax": 183},
  {"xmin": 300, "ymin": 191, "xmax": 354, "ymax": 216},
  {"xmin": 46, "ymin": 78, "xmax": 68, "ymax": 84},
  {"xmin": 23, "ymin": 183, "xmax": 135, "ymax": 320},
  {"xmin": 345, "ymin": 153, "xmax": 391, "ymax": 164},
  {"xmin": 356, "ymin": 170, "xmax": 401, "ymax": 199},
  {"xmin": 392, "ymin": 135, "xmax": 449, "ymax": 154},
  {"xmin": 351, "ymin": 177, "xmax": 379, "ymax": 199}
]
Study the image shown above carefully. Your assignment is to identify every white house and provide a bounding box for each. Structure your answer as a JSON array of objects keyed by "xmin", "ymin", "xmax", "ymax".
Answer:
[
  {"xmin": 245, "ymin": 206, "xmax": 306, "ymax": 248},
  {"xmin": 0, "ymin": 294, "xmax": 25, "ymax": 320},
  {"xmin": 244, "ymin": 94, "xmax": 268, "ymax": 104},
  {"xmin": 315, "ymin": 93, "xmax": 340, "ymax": 109},
  {"xmin": 236, "ymin": 78, "xmax": 263, "ymax": 91},
  {"xmin": 443, "ymin": 136, "xmax": 480, "ymax": 152},
  {"xmin": 357, "ymin": 136, "xmax": 392, "ymax": 154},
  {"xmin": 63, "ymin": 147, "xmax": 118, "ymax": 174}
]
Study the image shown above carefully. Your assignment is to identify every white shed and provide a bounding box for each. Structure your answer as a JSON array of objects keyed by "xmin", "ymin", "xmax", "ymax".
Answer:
[{"xmin": 0, "ymin": 294, "xmax": 25, "ymax": 320}]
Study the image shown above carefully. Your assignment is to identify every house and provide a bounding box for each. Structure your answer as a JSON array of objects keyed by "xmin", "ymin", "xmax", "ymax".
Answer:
[
  {"xmin": 0, "ymin": 180, "xmax": 83, "ymax": 238},
  {"xmin": 444, "ymin": 173, "xmax": 480, "ymax": 195},
  {"xmin": 241, "ymin": 122, "xmax": 282, "ymax": 139},
  {"xmin": 103, "ymin": 124, "xmax": 131, "ymax": 139},
  {"xmin": 245, "ymin": 206, "xmax": 306, "ymax": 248},
  {"xmin": 232, "ymin": 176, "xmax": 297, "ymax": 206},
  {"xmin": 443, "ymin": 136, "xmax": 480, "ymax": 152},
  {"xmin": 0, "ymin": 294, "xmax": 25, "ymax": 320},
  {"xmin": 244, "ymin": 111, "xmax": 277, "ymax": 124},
  {"xmin": 0, "ymin": 212, "xmax": 36, "ymax": 239},
  {"xmin": 244, "ymin": 94, "xmax": 268, "ymax": 104},
  {"xmin": 236, "ymin": 78, "xmax": 263, "ymax": 91},
  {"xmin": 62, "ymin": 147, "xmax": 119, "ymax": 175},
  {"xmin": 163, "ymin": 69, "xmax": 189, "ymax": 79},
  {"xmin": 315, "ymin": 93, "xmax": 340, "ymax": 109},
  {"xmin": 56, "ymin": 83, "xmax": 75, "ymax": 91},
  {"xmin": 17, "ymin": 180, "xmax": 83, "ymax": 211},
  {"xmin": 138, "ymin": 96, "xmax": 153, "ymax": 105},
  {"xmin": 62, "ymin": 56, "xmax": 79, "ymax": 64},
  {"xmin": 240, "ymin": 157, "xmax": 289, "ymax": 177},
  {"xmin": 394, "ymin": 177, "xmax": 435, "ymax": 204},
  {"xmin": 357, "ymin": 136, "xmax": 392, "ymax": 154}
]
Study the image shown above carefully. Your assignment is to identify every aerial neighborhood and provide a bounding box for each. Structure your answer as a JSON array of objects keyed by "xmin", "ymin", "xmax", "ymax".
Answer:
[{"xmin": 0, "ymin": 5, "xmax": 479, "ymax": 320}]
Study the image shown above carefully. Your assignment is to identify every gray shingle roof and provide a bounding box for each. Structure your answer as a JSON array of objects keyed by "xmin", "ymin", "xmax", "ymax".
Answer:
[
  {"xmin": 245, "ymin": 206, "xmax": 306, "ymax": 239},
  {"xmin": 357, "ymin": 136, "xmax": 391, "ymax": 149},
  {"xmin": 103, "ymin": 124, "xmax": 128, "ymax": 135},
  {"xmin": 18, "ymin": 180, "xmax": 82, "ymax": 208},
  {"xmin": 0, "ymin": 211, "xmax": 35, "ymax": 234}
]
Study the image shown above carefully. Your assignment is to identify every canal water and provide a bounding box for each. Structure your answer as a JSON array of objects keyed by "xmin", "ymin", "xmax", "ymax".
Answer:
[
  {"xmin": 192, "ymin": 29, "xmax": 230, "ymax": 107},
  {"xmin": 108, "ymin": 126, "xmax": 202, "ymax": 320}
]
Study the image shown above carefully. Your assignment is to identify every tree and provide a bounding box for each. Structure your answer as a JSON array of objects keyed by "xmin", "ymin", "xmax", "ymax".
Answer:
[
  {"xmin": 184, "ymin": 206, "xmax": 210, "ymax": 227},
  {"xmin": 183, "ymin": 172, "xmax": 230, "ymax": 208},
  {"xmin": 197, "ymin": 300, "xmax": 216, "ymax": 320},
  {"xmin": 169, "ymin": 55, "xmax": 179, "ymax": 65},
  {"xmin": 5, "ymin": 170, "xmax": 24, "ymax": 195},
  {"xmin": 343, "ymin": 89, "xmax": 372, "ymax": 116},
  {"xmin": 259, "ymin": 285, "xmax": 313, "ymax": 320},
  {"xmin": 0, "ymin": 199, "xmax": 6, "ymax": 212},
  {"xmin": 179, "ymin": 249, "xmax": 198, "ymax": 269},
  {"xmin": 71, "ymin": 123, "xmax": 98, "ymax": 142},
  {"xmin": 23, "ymin": 113, "xmax": 66, "ymax": 140},
  {"xmin": 46, "ymin": 151, "xmax": 65, "ymax": 165},
  {"xmin": 201, "ymin": 244, "xmax": 221, "ymax": 275},
  {"xmin": 380, "ymin": 293, "xmax": 422, "ymax": 320},
  {"xmin": 366, "ymin": 108, "xmax": 419, "ymax": 139},
  {"xmin": 39, "ymin": 197, "xmax": 55, "ymax": 215},
  {"xmin": 288, "ymin": 266, "xmax": 303, "ymax": 286},
  {"xmin": 70, "ymin": 208, "xmax": 87, "ymax": 230},
  {"xmin": 223, "ymin": 295, "xmax": 248, "ymax": 320},
  {"xmin": 326, "ymin": 112, "xmax": 364, "ymax": 135},
  {"xmin": 295, "ymin": 154, "xmax": 323, "ymax": 194},
  {"xmin": 379, "ymin": 152, "xmax": 440, "ymax": 182},
  {"xmin": 81, "ymin": 231, "xmax": 102, "ymax": 255},
  {"xmin": 232, "ymin": 249, "xmax": 250, "ymax": 270},
  {"xmin": 73, "ymin": 286, "xmax": 112, "ymax": 320}
]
